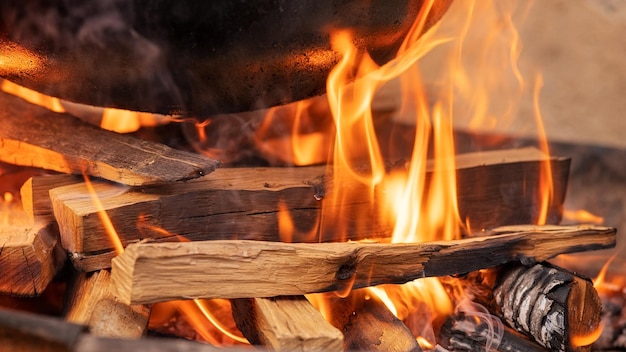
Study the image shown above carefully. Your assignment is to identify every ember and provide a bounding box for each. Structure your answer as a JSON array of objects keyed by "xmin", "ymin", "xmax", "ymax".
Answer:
[{"xmin": 0, "ymin": 0, "xmax": 624, "ymax": 351}]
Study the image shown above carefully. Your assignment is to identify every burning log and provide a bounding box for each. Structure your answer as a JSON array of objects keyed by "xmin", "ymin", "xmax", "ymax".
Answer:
[
  {"xmin": 64, "ymin": 270, "xmax": 150, "ymax": 339},
  {"xmin": 319, "ymin": 290, "xmax": 422, "ymax": 351},
  {"xmin": 0, "ymin": 91, "xmax": 220, "ymax": 186},
  {"xmin": 439, "ymin": 311, "xmax": 549, "ymax": 352},
  {"xmin": 230, "ymin": 296, "xmax": 344, "ymax": 351},
  {"xmin": 50, "ymin": 147, "xmax": 569, "ymax": 271},
  {"xmin": 109, "ymin": 225, "xmax": 615, "ymax": 305},
  {"xmin": 0, "ymin": 222, "xmax": 66, "ymax": 296},
  {"xmin": 21, "ymin": 174, "xmax": 80, "ymax": 223},
  {"xmin": 461, "ymin": 262, "xmax": 603, "ymax": 352}
]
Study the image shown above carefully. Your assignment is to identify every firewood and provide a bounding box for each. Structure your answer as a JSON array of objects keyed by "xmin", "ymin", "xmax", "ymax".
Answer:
[
  {"xmin": 0, "ymin": 91, "xmax": 220, "ymax": 186},
  {"xmin": 461, "ymin": 262, "xmax": 603, "ymax": 352},
  {"xmin": 109, "ymin": 225, "xmax": 616, "ymax": 304},
  {"xmin": 0, "ymin": 307, "xmax": 85, "ymax": 352},
  {"xmin": 319, "ymin": 290, "xmax": 422, "ymax": 351},
  {"xmin": 439, "ymin": 311, "xmax": 549, "ymax": 352},
  {"xmin": 593, "ymin": 283, "xmax": 626, "ymax": 350},
  {"xmin": 0, "ymin": 222, "xmax": 66, "ymax": 296},
  {"xmin": 51, "ymin": 147, "xmax": 569, "ymax": 271},
  {"xmin": 0, "ymin": 307, "xmax": 231, "ymax": 352},
  {"xmin": 230, "ymin": 296, "xmax": 344, "ymax": 351},
  {"xmin": 64, "ymin": 269, "xmax": 150, "ymax": 339},
  {"xmin": 50, "ymin": 166, "xmax": 324, "ymax": 257},
  {"xmin": 20, "ymin": 174, "xmax": 80, "ymax": 222}
]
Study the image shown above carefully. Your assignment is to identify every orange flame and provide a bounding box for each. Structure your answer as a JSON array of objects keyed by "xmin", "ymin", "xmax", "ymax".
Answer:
[
  {"xmin": 81, "ymin": 174, "xmax": 124, "ymax": 255},
  {"xmin": 570, "ymin": 321, "xmax": 604, "ymax": 348},
  {"xmin": 563, "ymin": 209, "xmax": 604, "ymax": 224},
  {"xmin": 1, "ymin": 79, "xmax": 65, "ymax": 113},
  {"xmin": 532, "ymin": 75, "xmax": 554, "ymax": 225}
]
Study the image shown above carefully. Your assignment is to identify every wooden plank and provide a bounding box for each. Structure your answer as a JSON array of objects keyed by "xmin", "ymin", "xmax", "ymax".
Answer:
[
  {"xmin": 0, "ymin": 90, "xmax": 220, "ymax": 186},
  {"xmin": 64, "ymin": 270, "xmax": 150, "ymax": 339},
  {"xmin": 0, "ymin": 222, "xmax": 66, "ymax": 296},
  {"xmin": 109, "ymin": 225, "xmax": 616, "ymax": 304},
  {"xmin": 230, "ymin": 296, "xmax": 344, "ymax": 351},
  {"xmin": 51, "ymin": 147, "xmax": 570, "ymax": 271}
]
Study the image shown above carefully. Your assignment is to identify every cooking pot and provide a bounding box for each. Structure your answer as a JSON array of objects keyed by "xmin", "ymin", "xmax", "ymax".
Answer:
[{"xmin": 0, "ymin": 0, "xmax": 451, "ymax": 117}]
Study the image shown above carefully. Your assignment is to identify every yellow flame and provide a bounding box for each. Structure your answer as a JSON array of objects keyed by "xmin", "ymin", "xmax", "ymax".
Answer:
[
  {"xmin": 533, "ymin": 75, "xmax": 553, "ymax": 225},
  {"xmin": 81, "ymin": 174, "xmax": 124, "ymax": 255},
  {"xmin": 563, "ymin": 209, "xmax": 604, "ymax": 224},
  {"xmin": 193, "ymin": 299, "xmax": 250, "ymax": 345},
  {"xmin": 570, "ymin": 321, "xmax": 604, "ymax": 348}
]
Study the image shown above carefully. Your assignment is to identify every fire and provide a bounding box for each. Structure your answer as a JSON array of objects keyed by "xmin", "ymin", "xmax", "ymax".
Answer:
[
  {"xmin": 1, "ymin": 79, "xmax": 65, "ymax": 113},
  {"xmin": 81, "ymin": 174, "xmax": 125, "ymax": 255},
  {"xmin": 1, "ymin": 78, "xmax": 175, "ymax": 134},
  {"xmin": 563, "ymin": 209, "xmax": 604, "ymax": 224},
  {"xmin": 532, "ymin": 75, "xmax": 554, "ymax": 225},
  {"xmin": 271, "ymin": 0, "xmax": 561, "ymax": 347}
]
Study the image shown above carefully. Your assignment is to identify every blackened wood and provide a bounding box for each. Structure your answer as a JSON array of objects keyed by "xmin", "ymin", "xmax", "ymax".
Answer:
[
  {"xmin": 0, "ymin": 307, "xmax": 85, "ymax": 352},
  {"xmin": 493, "ymin": 263, "xmax": 601, "ymax": 351},
  {"xmin": 110, "ymin": 225, "xmax": 616, "ymax": 304},
  {"xmin": 439, "ymin": 312, "xmax": 549, "ymax": 352},
  {"xmin": 461, "ymin": 262, "xmax": 603, "ymax": 352},
  {"xmin": 230, "ymin": 296, "xmax": 343, "ymax": 351},
  {"xmin": 0, "ymin": 222, "xmax": 66, "ymax": 296},
  {"xmin": 0, "ymin": 91, "xmax": 220, "ymax": 186},
  {"xmin": 74, "ymin": 334, "xmax": 247, "ymax": 352}
]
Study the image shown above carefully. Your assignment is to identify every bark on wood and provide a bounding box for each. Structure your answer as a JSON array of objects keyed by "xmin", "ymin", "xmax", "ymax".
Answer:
[
  {"xmin": 109, "ymin": 225, "xmax": 616, "ymax": 304},
  {"xmin": 230, "ymin": 296, "xmax": 344, "ymax": 351},
  {"xmin": 0, "ymin": 91, "xmax": 220, "ymax": 186},
  {"xmin": 64, "ymin": 269, "xmax": 150, "ymax": 339},
  {"xmin": 51, "ymin": 147, "xmax": 569, "ymax": 271},
  {"xmin": 20, "ymin": 174, "xmax": 80, "ymax": 222},
  {"xmin": 0, "ymin": 222, "xmax": 66, "ymax": 296},
  {"xmin": 319, "ymin": 290, "xmax": 422, "ymax": 351},
  {"xmin": 461, "ymin": 262, "xmax": 603, "ymax": 352}
]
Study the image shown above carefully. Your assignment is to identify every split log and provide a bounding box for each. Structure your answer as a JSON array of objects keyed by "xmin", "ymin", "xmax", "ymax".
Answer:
[
  {"xmin": 110, "ymin": 225, "xmax": 616, "ymax": 304},
  {"xmin": 439, "ymin": 311, "xmax": 549, "ymax": 352},
  {"xmin": 230, "ymin": 296, "xmax": 344, "ymax": 351},
  {"xmin": 64, "ymin": 269, "xmax": 150, "ymax": 339},
  {"xmin": 0, "ymin": 222, "xmax": 66, "ymax": 296},
  {"xmin": 20, "ymin": 174, "xmax": 80, "ymax": 222},
  {"xmin": 0, "ymin": 90, "xmax": 220, "ymax": 186},
  {"xmin": 461, "ymin": 262, "xmax": 603, "ymax": 352},
  {"xmin": 317, "ymin": 290, "xmax": 422, "ymax": 351},
  {"xmin": 52, "ymin": 147, "xmax": 569, "ymax": 271}
]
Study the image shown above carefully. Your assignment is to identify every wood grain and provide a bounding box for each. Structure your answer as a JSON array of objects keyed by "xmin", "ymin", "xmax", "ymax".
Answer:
[{"xmin": 110, "ymin": 225, "xmax": 616, "ymax": 304}]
